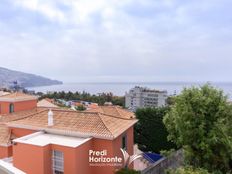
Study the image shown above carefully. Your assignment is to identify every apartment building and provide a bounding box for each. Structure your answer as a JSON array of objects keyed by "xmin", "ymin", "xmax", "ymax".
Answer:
[
  {"xmin": 125, "ymin": 86, "xmax": 167, "ymax": 111},
  {"xmin": 0, "ymin": 92, "xmax": 137, "ymax": 174}
]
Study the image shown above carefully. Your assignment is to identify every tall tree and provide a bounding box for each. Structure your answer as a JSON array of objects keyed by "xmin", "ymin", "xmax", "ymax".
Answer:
[
  {"xmin": 135, "ymin": 107, "xmax": 176, "ymax": 153},
  {"xmin": 163, "ymin": 84, "xmax": 232, "ymax": 173}
]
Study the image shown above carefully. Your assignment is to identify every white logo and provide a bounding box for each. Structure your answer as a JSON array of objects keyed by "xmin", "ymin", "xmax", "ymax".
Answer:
[
  {"xmin": 88, "ymin": 149, "xmax": 142, "ymax": 167},
  {"xmin": 120, "ymin": 148, "xmax": 142, "ymax": 168},
  {"xmin": 89, "ymin": 150, "xmax": 122, "ymax": 167}
]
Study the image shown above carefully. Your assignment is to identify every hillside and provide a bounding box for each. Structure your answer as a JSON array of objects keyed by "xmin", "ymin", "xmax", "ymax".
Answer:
[{"xmin": 0, "ymin": 67, "xmax": 62, "ymax": 88}]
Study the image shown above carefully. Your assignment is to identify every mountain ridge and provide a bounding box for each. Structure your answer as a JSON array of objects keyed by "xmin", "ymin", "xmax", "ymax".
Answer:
[{"xmin": 0, "ymin": 67, "xmax": 62, "ymax": 88}]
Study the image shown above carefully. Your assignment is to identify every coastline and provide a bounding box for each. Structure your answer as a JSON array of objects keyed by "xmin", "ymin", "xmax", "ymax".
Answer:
[{"xmin": 27, "ymin": 82, "xmax": 232, "ymax": 98}]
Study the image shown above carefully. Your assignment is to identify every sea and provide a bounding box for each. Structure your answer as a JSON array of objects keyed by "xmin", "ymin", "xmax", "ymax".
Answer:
[{"xmin": 27, "ymin": 82, "xmax": 232, "ymax": 98}]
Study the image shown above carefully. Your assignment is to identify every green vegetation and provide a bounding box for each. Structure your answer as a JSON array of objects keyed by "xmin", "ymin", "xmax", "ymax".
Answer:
[
  {"xmin": 166, "ymin": 96, "xmax": 176, "ymax": 106},
  {"xmin": 166, "ymin": 166, "xmax": 210, "ymax": 174},
  {"xmin": 38, "ymin": 91, "xmax": 125, "ymax": 106},
  {"xmin": 135, "ymin": 107, "xmax": 176, "ymax": 153},
  {"xmin": 75, "ymin": 105, "xmax": 86, "ymax": 111},
  {"xmin": 163, "ymin": 84, "xmax": 232, "ymax": 173},
  {"xmin": 115, "ymin": 168, "xmax": 140, "ymax": 174}
]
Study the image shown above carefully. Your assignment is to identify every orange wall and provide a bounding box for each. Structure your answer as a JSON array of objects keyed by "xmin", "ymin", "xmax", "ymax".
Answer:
[
  {"xmin": 51, "ymin": 144, "xmax": 78, "ymax": 174},
  {"xmin": 90, "ymin": 127, "xmax": 134, "ymax": 174},
  {"xmin": 75, "ymin": 140, "xmax": 93, "ymax": 174},
  {"xmin": 0, "ymin": 102, "xmax": 12, "ymax": 114},
  {"xmin": 0, "ymin": 145, "xmax": 12, "ymax": 159},
  {"xmin": 10, "ymin": 127, "xmax": 36, "ymax": 138},
  {"xmin": 0, "ymin": 100, "xmax": 37, "ymax": 114},
  {"xmin": 13, "ymin": 141, "xmax": 93, "ymax": 174},
  {"xmin": 14, "ymin": 100, "xmax": 37, "ymax": 112},
  {"xmin": 0, "ymin": 128, "xmax": 35, "ymax": 159},
  {"xmin": 13, "ymin": 143, "xmax": 49, "ymax": 174},
  {"xmin": 42, "ymin": 145, "xmax": 52, "ymax": 174},
  {"xmin": 91, "ymin": 138, "xmax": 115, "ymax": 174},
  {"xmin": 11, "ymin": 126, "xmax": 135, "ymax": 174},
  {"xmin": 113, "ymin": 127, "xmax": 134, "ymax": 170}
]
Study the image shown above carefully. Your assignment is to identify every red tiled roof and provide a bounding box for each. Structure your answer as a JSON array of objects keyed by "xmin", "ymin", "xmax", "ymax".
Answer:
[
  {"xmin": 0, "ymin": 92, "xmax": 37, "ymax": 101},
  {"xmin": 0, "ymin": 123, "xmax": 11, "ymax": 146},
  {"xmin": 85, "ymin": 106, "xmax": 135, "ymax": 119},
  {"xmin": 0, "ymin": 106, "xmax": 137, "ymax": 145},
  {"xmin": 37, "ymin": 99, "xmax": 59, "ymax": 108},
  {"xmin": 7, "ymin": 109, "xmax": 137, "ymax": 140}
]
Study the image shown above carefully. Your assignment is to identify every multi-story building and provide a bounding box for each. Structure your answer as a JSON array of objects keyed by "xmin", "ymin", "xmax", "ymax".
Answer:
[
  {"xmin": 0, "ymin": 92, "xmax": 137, "ymax": 174},
  {"xmin": 125, "ymin": 86, "xmax": 167, "ymax": 111}
]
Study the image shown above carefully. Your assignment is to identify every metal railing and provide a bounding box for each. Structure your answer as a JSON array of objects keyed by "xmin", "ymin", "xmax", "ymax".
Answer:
[{"xmin": 141, "ymin": 149, "xmax": 184, "ymax": 174}]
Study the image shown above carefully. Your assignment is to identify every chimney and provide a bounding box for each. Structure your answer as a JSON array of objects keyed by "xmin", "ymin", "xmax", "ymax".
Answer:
[{"xmin": 48, "ymin": 109, "xmax": 54, "ymax": 126}]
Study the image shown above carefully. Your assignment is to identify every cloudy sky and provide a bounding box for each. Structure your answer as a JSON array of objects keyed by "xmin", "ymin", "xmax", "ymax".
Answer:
[{"xmin": 0, "ymin": 0, "xmax": 231, "ymax": 83}]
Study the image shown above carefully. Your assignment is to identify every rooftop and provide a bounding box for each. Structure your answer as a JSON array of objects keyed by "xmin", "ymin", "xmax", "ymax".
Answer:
[
  {"xmin": 0, "ymin": 123, "xmax": 10, "ymax": 146},
  {"xmin": 5, "ymin": 106, "xmax": 137, "ymax": 141},
  {"xmin": 8, "ymin": 109, "xmax": 137, "ymax": 140},
  {"xmin": 0, "ymin": 106, "xmax": 136, "ymax": 146},
  {"xmin": 0, "ymin": 92, "xmax": 37, "ymax": 102},
  {"xmin": 130, "ymin": 86, "xmax": 167, "ymax": 93},
  {"xmin": 85, "ymin": 106, "xmax": 135, "ymax": 119},
  {"xmin": 0, "ymin": 108, "xmax": 46, "ymax": 146},
  {"xmin": 13, "ymin": 131, "xmax": 92, "ymax": 148},
  {"xmin": 37, "ymin": 99, "xmax": 58, "ymax": 108}
]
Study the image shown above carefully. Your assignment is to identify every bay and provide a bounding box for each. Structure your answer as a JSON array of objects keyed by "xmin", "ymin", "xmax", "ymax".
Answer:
[{"xmin": 27, "ymin": 82, "xmax": 232, "ymax": 98}]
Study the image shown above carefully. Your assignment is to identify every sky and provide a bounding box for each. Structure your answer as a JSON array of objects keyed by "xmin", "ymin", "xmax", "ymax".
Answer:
[{"xmin": 0, "ymin": 0, "xmax": 232, "ymax": 83}]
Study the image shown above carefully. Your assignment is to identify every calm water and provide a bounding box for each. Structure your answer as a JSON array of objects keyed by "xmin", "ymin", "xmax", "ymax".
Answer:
[{"xmin": 27, "ymin": 82, "xmax": 232, "ymax": 98}]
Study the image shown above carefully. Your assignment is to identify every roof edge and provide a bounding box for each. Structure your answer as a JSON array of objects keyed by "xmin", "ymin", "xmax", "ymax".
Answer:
[
  {"xmin": 0, "ymin": 98, "xmax": 38, "ymax": 102},
  {"xmin": 111, "ymin": 119, "xmax": 138, "ymax": 139},
  {"xmin": 7, "ymin": 123, "xmax": 116, "ymax": 140}
]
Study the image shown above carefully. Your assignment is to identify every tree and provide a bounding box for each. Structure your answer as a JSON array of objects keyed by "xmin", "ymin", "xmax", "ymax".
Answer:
[
  {"xmin": 166, "ymin": 96, "xmax": 176, "ymax": 106},
  {"xmin": 163, "ymin": 84, "xmax": 232, "ymax": 173},
  {"xmin": 166, "ymin": 166, "xmax": 209, "ymax": 174},
  {"xmin": 135, "ymin": 107, "xmax": 176, "ymax": 153},
  {"xmin": 39, "ymin": 91, "xmax": 125, "ymax": 107}
]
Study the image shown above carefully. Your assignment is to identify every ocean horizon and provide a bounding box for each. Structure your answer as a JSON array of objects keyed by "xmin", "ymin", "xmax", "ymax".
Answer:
[{"xmin": 27, "ymin": 82, "xmax": 232, "ymax": 98}]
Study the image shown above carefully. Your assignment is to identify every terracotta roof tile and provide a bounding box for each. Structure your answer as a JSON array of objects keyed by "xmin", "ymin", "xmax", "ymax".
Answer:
[
  {"xmin": 8, "ymin": 108, "xmax": 137, "ymax": 140},
  {"xmin": 0, "ymin": 92, "xmax": 37, "ymax": 101},
  {"xmin": 86, "ymin": 106, "xmax": 135, "ymax": 119},
  {"xmin": 0, "ymin": 108, "xmax": 46, "ymax": 123},
  {"xmin": 0, "ymin": 106, "xmax": 137, "ymax": 145},
  {"xmin": 0, "ymin": 123, "xmax": 10, "ymax": 146},
  {"xmin": 0, "ymin": 108, "xmax": 47, "ymax": 146},
  {"xmin": 37, "ymin": 99, "xmax": 59, "ymax": 108}
]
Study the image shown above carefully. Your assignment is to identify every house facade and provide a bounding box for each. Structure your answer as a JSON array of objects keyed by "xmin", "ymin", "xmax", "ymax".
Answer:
[{"xmin": 0, "ymin": 92, "xmax": 137, "ymax": 174}]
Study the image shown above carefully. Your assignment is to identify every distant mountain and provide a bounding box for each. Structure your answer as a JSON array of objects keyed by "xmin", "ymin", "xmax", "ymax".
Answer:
[{"xmin": 0, "ymin": 67, "xmax": 62, "ymax": 88}]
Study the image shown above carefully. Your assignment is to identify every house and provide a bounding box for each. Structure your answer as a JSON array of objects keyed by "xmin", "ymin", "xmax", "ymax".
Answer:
[
  {"xmin": 0, "ymin": 92, "xmax": 137, "ymax": 174},
  {"xmin": 37, "ymin": 98, "xmax": 59, "ymax": 108},
  {"xmin": 71, "ymin": 100, "xmax": 99, "ymax": 110}
]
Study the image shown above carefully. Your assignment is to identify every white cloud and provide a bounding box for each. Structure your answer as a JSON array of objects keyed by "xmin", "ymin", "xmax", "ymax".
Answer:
[
  {"xmin": 12, "ymin": 0, "xmax": 133, "ymax": 25},
  {"xmin": 1, "ymin": 0, "xmax": 232, "ymax": 82},
  {"xmin": 13, "ymin": 0, "xmax": 66, "ymax": 23}
]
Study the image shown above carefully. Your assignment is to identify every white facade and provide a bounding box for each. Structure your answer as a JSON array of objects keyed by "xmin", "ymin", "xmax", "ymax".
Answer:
[{"xmin": 125, "ymin": 86, "xmax": 167, "ymax": 111}]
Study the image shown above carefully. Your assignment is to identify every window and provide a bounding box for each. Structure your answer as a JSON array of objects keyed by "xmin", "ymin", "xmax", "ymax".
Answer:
[
  {"xmin": 9, "ymin": 103, "xmax": 14, "ymax": 113},
  {"xmin": 52, "ymin": 150, "xmax": 64, "ymax": 174},
  {"xmin": 122, "ymin": 134, "xmax": 127, "ymax": 150}
]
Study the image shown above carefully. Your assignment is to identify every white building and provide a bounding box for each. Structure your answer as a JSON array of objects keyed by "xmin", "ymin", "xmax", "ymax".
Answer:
[{"xmin": 125, "ymin": 86, "xmax": 167, "ymax": 111}]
